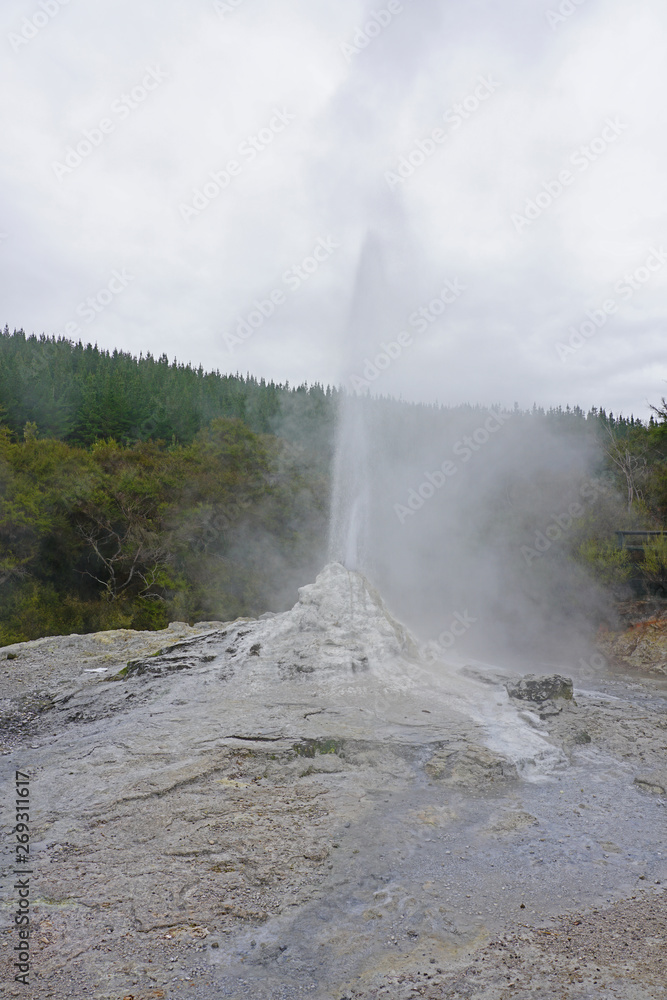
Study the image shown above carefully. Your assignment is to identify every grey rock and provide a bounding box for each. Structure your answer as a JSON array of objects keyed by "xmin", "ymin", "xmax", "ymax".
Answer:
[
  {"xmin": 506, "ymin": 673, "xmax": 574, "ymax": 704},
  {"xmin": 425, "ymin": 745, "xmax": 518, "ymax": 786}
]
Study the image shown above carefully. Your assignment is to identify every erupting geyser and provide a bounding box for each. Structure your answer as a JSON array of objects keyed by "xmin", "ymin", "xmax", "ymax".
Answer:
[
  {"xmin": 328, "ymin": 393, "xmax": 370, "ymax": 571},
  {"xmin": 321, "ymin": 226, "xmax": 572, "ymax": 780},
  {"xmin": 327, "ymin": 231, "xmax": 387, "ymax": 572}
]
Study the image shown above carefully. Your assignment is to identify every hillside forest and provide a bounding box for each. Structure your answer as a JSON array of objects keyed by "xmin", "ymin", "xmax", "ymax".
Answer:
[{"xmin": 2, "ymin": 327, "xmax": 667, "ymax": 646}]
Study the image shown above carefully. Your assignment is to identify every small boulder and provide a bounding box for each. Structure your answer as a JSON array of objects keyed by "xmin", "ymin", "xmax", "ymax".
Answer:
[
  {"xmin": 506, "ymin": 673, "xmax": 574, "ymax": 704},
  {"xmin": 425, "ymin": 745, "xmax": 518, "ymax": 787}
]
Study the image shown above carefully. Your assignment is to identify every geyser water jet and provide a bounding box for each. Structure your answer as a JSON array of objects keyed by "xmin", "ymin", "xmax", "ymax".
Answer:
[
  {"xmin": 328, "ymin": 232, "xmax": 389, "ymax": 572},
  {"xmin": 328, "ymin": 393, "xmax": 370, "ymax": 571}
]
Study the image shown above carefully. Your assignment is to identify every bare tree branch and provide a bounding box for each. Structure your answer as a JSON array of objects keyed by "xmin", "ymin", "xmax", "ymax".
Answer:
[
  {"xmin": 599, "ymin": 421, "xmax": 647, "ymax": 509},
  {"xmin": 74, "ymin": 494, "xmax": 171, "ymax": 602},
  {"xmin": 649, "ymin": 396, "xmax": 667, "ymax": 422}
]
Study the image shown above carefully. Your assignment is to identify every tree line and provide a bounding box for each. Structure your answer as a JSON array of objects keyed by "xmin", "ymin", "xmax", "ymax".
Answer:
[{"xmin": 1, "ymin": 327, "xmax": 667, "ymax": 644}]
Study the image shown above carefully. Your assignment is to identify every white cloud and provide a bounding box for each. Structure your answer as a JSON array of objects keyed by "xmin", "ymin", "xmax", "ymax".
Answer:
[{"xmin": 1, "ymin": 0, "xmax": 666, "ymax": 416}]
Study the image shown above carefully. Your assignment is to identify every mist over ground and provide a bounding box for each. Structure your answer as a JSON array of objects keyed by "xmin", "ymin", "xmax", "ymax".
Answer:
[
  {"xmin": 328, "ymin": 390, "xmax": 621, "ymax": 670},
  {"xmin": 324, "ymin": 227, "xmax": 623, "ymax": 672}
]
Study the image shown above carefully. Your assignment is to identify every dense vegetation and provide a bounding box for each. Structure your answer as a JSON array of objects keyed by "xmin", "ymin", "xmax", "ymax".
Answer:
[
  {"xmin": 0, "ymin": 325, "xmax": 335, "ymax": 454},
  {"xmin": 2, "ymin": 327, "xmax": 667, "ymax": 645}
]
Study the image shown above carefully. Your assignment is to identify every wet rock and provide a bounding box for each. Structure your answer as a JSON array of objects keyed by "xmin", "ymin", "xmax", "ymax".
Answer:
[
  {"xmin": 111, "ymin": 629, "xmax": 232, "ymax": 679},
  {"xmin": 425, "ymin": 745, "xmax": 518, "ymax": 786},
  {"xmin": 505, "ymin": 674, "xmax": 574, "ymax": 704}
]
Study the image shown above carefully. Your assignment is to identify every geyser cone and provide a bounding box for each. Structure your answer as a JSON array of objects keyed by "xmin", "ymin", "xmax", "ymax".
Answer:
[{"xmin": 257, "ymin": 561, "xmax": 421, "ymax": 688}]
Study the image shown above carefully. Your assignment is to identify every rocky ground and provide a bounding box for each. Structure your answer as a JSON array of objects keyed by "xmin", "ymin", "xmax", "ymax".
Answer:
[
  {"xmin": 342, "ymin": 892, "xmax": 667, "ymax": 1000},
  {"xmin": 0, "ymin": 567, "xmax": 665, "ymax": 999},
  {"xmin": 597, "ymin": 599, "xmax": 667, "ymax": 676}
]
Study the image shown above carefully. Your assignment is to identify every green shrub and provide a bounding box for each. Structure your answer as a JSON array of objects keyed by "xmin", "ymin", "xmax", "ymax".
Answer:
[
  {"xmin": 129, "ymin": 597, "xmax": 170, "ymax": 631},
  {"xmin": 575, "ymin": 538, "xmax": 633, "ymax": 588},
  {"xmin": 639, "ymin": 534, "xmax": 667, "ymax": 584}
]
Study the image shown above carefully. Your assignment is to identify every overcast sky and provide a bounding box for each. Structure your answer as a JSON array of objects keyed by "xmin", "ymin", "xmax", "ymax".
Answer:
[{"xmin": 2, "ymin": 0, "xmax": 666, "ymax": 417}]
